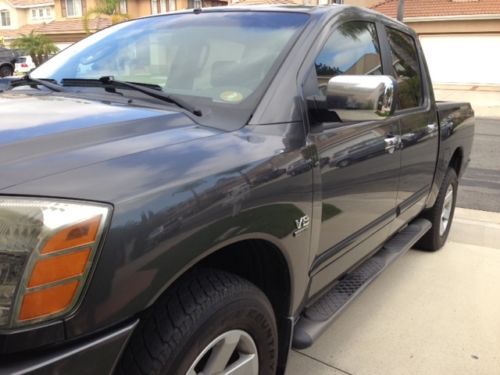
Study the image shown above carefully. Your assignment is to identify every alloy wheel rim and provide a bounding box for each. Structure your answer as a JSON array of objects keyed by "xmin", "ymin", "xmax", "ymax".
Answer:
[
  {"xmin": 440, "ymin": 184, "xmax": 454, "ymax": 236},
  {"xmin": 186, "ymin": 329, "xmax": 259, "ymax": 375}
]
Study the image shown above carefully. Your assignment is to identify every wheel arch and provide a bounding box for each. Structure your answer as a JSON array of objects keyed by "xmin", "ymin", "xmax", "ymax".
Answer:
[
  {"xmin": 143, "ymin": 236, "xmax": 294, "ymax": 373},
  {"xmin": 0, "ymin": 63, "xmax": 14, "ymax": 75},
  {"xmin": 449, "ymin": 147, "xmax": 464, "ymax": 177}
]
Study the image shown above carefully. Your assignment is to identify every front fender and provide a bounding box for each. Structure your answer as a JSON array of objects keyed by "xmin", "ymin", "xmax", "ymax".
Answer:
[{"xmin": 32, "ymin": 122, "xmax": 316, "ymax": 339}]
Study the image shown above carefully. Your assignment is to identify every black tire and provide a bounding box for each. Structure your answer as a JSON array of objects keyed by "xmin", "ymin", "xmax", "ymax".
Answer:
[
  {"xmin": 0, "ymin": 65, "xmax": 13, "ymax": 78},
  {"xmin": 117, "ymin": 268, "xmax": 278, "ymax": 375},
  {"xmin": 416, "ymin": 168, "xmax": 458, "ymax": 251}
]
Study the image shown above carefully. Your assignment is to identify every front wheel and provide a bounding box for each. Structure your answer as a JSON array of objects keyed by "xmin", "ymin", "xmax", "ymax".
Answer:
[
  {"xmin": 117, "ymin": 269, "xmax": 278, "ymax": 375},
  {"xmin": 417, "ymin": 168, "xmax": 458, "ymax": 251}
]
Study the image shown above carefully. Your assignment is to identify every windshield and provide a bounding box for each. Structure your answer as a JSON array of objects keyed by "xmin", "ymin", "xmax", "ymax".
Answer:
[{"xmin": 32, "ymin": 11, "xmax": 309, "ymax": 129}]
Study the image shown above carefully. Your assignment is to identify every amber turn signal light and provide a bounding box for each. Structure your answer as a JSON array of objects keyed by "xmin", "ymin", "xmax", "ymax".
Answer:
[
  {"xmin": 19, "ymin": 281, "xmax": 80, "ymax": 321},
  {"xmin": 41, "ymin": 216, "xmax": 102, "ymax": 254},
  {"xmin": 28, "ymin": 248, "xmax": 91, "ymax": 288}
]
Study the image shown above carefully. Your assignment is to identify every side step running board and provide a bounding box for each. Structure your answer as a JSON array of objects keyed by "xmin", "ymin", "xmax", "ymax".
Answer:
[{"xmin": 293, "ymin": 218, "xmax": 432, "ymax": 349}]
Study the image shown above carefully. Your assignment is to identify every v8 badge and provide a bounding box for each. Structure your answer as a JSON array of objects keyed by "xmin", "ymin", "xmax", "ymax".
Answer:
[{"xmin": 294, "ymin": 215, "xmax": 310, "ymax": 236}]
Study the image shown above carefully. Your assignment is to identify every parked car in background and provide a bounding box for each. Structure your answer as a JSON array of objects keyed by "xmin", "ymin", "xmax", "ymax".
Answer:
[
  {"xmin": 0, "ymin": 6, "xmax": 475, "ymax": 375},
  {"xmin": 15, "ymin": 55, "xmax": 36, "ymax": 74},
  {"xmin": 0, "ymin": 47, "xmax": 16, "ymax": 77}
]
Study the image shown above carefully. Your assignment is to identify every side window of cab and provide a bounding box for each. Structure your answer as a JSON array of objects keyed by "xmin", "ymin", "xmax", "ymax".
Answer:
[
  {"xmin": 385, "ymin": 27, "xmax": 423, "ymax": 110},
  {"xmin": 303, "ymin": 21, "xmax": 383, "ymax": 124}
]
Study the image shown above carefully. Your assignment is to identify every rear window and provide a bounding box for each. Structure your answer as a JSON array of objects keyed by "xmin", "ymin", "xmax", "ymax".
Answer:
[{"xmin": 385, "ymin": 27, "xmax": 423, "ymax": 110}]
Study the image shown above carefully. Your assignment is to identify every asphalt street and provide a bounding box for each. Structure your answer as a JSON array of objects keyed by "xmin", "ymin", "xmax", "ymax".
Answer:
[{"xmin": 457, "ymin": 117, "xmax": 500, "ymax": 212}]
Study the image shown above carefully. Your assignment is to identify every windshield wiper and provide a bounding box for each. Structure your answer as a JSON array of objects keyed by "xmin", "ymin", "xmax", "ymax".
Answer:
[
  {"xmin": 10, "ymin": 74, "xmax": 65, "ymax": 92},
  {"xmin": 62, "ymin": 76, "xmax": 202, "ymax": 116}
]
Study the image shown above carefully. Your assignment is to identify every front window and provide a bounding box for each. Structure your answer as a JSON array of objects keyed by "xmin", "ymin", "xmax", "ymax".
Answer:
[
  {"xmin": 314, "ymin": 21, "xmax": 381, "ymax": 96},
  {"xmin": 304, "ymin": 21, "xmax": 382, "ymax": 125},
  {"xmin": 0, "ymin": 10, "xmax": 10, "ymax": 27},
  {"xmin": 66, "ymin": 0, "xmax": 83, "ymax": 17},
  {"xmin": 32, "ymin": 12, "xmax": 309, "ymax": 130}
]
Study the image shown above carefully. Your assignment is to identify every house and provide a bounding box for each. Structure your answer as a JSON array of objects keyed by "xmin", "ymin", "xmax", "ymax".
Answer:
[
  {"xmin": 0, "ymin": 0, "xmax": 227, "ymax": 50},
  {"xmin": 0, "ymin": 0, "xmax": 55, "ymax": 35},
  {"xmin": 371, "ymin": 0, "xmax": 500, "ymax": 85},
  {"xmin": 230, "ymin": 0, "xmax": 347, "ymax": 6}
]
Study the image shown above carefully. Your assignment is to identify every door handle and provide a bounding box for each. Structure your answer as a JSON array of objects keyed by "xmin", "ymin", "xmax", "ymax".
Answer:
[
  {"xmin": 384, "ymin": 136, "xmax": 399, "ymax": 154},
  {"xmin": 427, "ymin": 123, "xmax": 438, "ymax": 135}
]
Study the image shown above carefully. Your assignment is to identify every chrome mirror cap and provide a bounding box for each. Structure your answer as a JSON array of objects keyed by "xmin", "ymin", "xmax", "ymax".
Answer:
[{"xmin": 327, "ymin": 75, "xmax": 397, "ymax": 122}]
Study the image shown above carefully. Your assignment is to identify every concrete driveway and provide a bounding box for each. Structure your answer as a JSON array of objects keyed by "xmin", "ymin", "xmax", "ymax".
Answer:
[{"xmin": 287, "ymin": 208, "xmax": 500, "ymax": 375}]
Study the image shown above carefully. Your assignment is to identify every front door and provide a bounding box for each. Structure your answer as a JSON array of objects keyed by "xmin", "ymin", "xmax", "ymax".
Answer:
[{"xmin": 302, "ymin": 21, "xmax": 401, "ymax": 265}]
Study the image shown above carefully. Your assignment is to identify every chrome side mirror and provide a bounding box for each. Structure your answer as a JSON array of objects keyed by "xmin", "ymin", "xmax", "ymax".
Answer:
[{"xmin": 326, "ymin": 75, "xmax": 397, "ymax": 122}]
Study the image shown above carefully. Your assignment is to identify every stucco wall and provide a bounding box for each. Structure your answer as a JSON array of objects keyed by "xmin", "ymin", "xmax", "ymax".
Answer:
[
  {"xmin": 344, "ymin": 0, "xmax": 382, "ymax": 8},
  {"xmin": 408, "ymin": 19, "xmax": 500, "ymax": 35}
]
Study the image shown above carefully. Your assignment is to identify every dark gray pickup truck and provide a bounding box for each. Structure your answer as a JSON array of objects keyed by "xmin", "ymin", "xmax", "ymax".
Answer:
[{"xmin": 0, "ymin": 5, "xmax": 474, "ymax": 375}]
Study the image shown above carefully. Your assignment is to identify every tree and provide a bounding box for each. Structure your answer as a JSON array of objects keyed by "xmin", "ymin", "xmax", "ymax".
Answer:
[
  {"xmin": 11, "ymin": 31, "xmax": 59, "ymax": 66},
  {"xmin": 83, "ymin": 0, "xmax": 128, "ymax": 35}
]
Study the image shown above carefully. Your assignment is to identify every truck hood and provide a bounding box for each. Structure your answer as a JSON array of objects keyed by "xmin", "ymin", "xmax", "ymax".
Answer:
[{"xmin": 0, "ymin": 92, "xmax": 219, "ymax": 190}]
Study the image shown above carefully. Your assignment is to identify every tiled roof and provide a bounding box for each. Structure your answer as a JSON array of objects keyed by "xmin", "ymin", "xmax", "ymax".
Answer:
[
  {"xmin": 7, "ymin": 0, "xmax": 54, "ymax": 7},
  {"xmin": 233, "ymin": 0, "xmax": 301, "ymax": 5},
  {"xmin": 0, "ymin": 18, "xmax": 111, "ymax": 39},
  {"xmin": 38, "ymin": 17, "xmax": 112, "ymax": 33},
  {"xmin": 372, "ymin": 0, "xmax": 500, "ymax": 18}
]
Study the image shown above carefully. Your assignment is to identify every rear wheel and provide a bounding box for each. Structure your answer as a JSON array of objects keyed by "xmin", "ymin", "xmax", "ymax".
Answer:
[
  {"xmin": 0, "ymin": 65, "xmax": 13, "ymax": 77},
  {"xmin": 416, "ymin": 168, "xmax": 458, "ymax": 251},
  {"xmin": 117, "ymin": 268, "xmax": 278, "ymax": 375}
]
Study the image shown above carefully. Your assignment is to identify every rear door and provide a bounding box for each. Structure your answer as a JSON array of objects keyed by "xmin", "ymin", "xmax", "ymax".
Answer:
[
  {"xmin": 301, "ymin": 20, "xmax": 401, "ymax": 268},
  {"xmin": 383, "ymin": 26, "xmax": 438, "ymax": 226}
]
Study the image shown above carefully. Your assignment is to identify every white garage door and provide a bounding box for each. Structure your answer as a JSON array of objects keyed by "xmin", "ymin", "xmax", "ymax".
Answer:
[{"xmin": 419, "ymin": 34, "xmax": 500, "ymax": 85}]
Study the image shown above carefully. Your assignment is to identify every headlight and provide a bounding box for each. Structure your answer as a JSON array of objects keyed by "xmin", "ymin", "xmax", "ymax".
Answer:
[{"xmin": 0, "ymin": 198, "xmax": 110, "ymax": 328}]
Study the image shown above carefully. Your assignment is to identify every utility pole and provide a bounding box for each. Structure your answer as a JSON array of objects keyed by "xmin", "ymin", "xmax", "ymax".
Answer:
[{"xmin": 397, "ymin": 0, "xmax": 405, "ymax": 22}]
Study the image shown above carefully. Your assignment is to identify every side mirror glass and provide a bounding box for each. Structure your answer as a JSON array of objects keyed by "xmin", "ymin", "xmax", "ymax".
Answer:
[{"xmin": 326, "ymin": 75, "xmax": 397, "ymax": 122}]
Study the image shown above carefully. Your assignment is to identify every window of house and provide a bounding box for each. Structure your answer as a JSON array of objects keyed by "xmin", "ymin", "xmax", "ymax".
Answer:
[
  {"xmin": 119, "ymin": 0, "xmax": 127, "ymax": 14},
  {"xmin": 385, "ymin": 27, "xmax": 423, "ymax": 109},
  {"xmin": 31, "ymin": 7, "xmax": 54, "ymax": 20},
  {"xmin": 303, "ymin": 21, "xmax": 382, "ymax": 123},
  {"xmin": 66, "ymin": 0, "xmax": 83, "ymax": 17},
  {"xmin": 187, "ymin": 0, "xmax": 202, "ymax": 9},
  {"xmin": 0, "ymin": 10, "xmax": 11, "ymax": 27},
  {"xmin": 151, "ymin": 0, "xmax": 158, "ymax": 14},
  {"xmin": 159, "ymin": 0, "xmax": 167, "ymax": 13}
]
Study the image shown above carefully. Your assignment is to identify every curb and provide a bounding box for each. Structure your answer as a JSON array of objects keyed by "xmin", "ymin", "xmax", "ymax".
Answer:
[{"xmin": 449, "ymin": 208, "xmax": 500, "ymax": 249}]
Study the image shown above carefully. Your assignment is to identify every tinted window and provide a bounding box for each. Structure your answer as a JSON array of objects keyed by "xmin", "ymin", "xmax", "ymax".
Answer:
[
  {"xmin": 386, "ymin": 27, "xmax": 423, "ymax": 109},
  {"xmin": 304, "ymin": 21, "xmax": 382, "ymax": 124},
  {"xmin": 314, "ymin": 21, "xmax": 382, "ymax": 96}
]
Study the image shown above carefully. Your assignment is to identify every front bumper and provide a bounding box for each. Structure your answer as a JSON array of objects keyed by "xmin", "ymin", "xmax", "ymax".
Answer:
[{"xmin": 0, "ymin": 320, "xmax": 137, "ymax": 375}]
